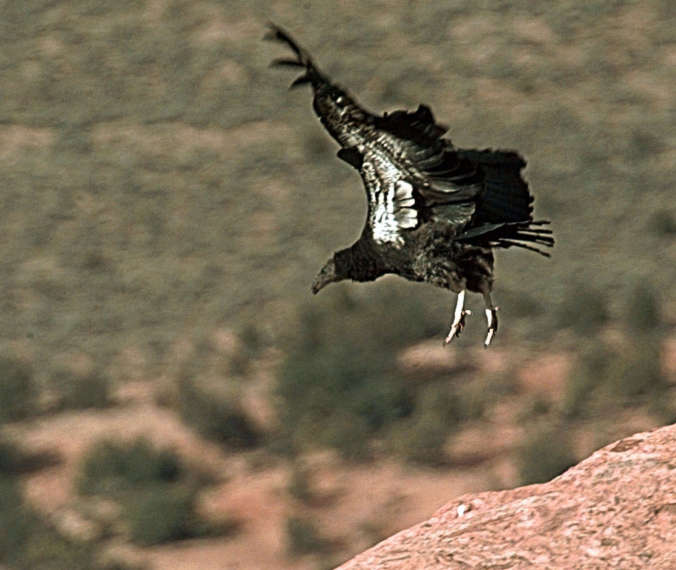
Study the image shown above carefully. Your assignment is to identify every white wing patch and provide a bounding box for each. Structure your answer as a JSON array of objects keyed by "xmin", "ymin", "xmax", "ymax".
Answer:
[
  {"xmin": 394, "ymin": 180, "xmax": 417, "ymax": 229},
  {"xmin": 362, "ymin": 154, "xmax": 419, "ymax": 248}
]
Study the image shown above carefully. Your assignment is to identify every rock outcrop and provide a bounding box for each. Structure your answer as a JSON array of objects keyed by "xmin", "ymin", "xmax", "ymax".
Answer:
[{"xmin": 337, "ymin": 423, "xmax": 676, "ymax": 569}]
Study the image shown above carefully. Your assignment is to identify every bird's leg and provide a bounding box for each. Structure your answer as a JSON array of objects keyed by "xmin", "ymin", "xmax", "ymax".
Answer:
[
  {"xmin": 483, "ymin": 292, "xmax": 499, "ymax": 348},
  {"xmin": 444, "ymin": 290, "xmax": 471, "ymax": 344}
]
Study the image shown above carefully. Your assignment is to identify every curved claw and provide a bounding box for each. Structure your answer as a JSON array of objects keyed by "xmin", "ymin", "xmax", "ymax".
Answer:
[
  {"xmin": 445, "ymin": 290, "xmax": 470, "ymax": 345},
  {"xmin": 444, "ymin": 309, "xmax": 471, "ymax": 344},
  {"xmin": 483, "ymin": 307, "xmax": 499, "ymax": 348}
]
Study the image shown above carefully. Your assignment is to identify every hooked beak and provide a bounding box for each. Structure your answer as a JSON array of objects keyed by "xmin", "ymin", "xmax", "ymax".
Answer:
[{"xmin": 311, "ymin": 258, "xmax": 336, "ymax": 294}]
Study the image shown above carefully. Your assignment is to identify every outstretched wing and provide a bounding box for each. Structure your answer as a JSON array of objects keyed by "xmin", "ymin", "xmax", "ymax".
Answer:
[{"xmin": 267, "ymin": 25, "xmax": 553, "ymax": 258}]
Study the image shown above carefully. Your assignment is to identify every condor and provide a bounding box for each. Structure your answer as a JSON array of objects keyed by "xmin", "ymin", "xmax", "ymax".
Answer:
[{"xmin": 266, "ymin": 24, "xmax": 553, "ymax": 346}]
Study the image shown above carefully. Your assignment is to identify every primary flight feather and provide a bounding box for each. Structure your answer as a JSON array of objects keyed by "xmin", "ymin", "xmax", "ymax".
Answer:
[{"xmin": 265, "ymin": 24, "xmax": 553, "ymax": 346}]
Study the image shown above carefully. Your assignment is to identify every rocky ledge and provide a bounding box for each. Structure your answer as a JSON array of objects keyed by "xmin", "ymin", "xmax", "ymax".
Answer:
[{"xmin": 338, "ymin": 423, "xmax": 676, "ymax": 569}]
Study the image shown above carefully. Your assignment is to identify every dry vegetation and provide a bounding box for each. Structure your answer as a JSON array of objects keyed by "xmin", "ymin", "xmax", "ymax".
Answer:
[{"xmin": 0, "ymin": 1, "xmax": 674, "ymax": 568}]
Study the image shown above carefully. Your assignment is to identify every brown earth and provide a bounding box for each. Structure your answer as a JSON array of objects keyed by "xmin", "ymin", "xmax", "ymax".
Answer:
[
  {"xmin": 337, "ymin": 423, "xmax": 676, "ymax": 569},
  {"xmin": 9, "ymin": 335, "xmax": 674, "ymax": 569},
  {"xmin": 8, "ymin": 380, "xmax": 500, "ymax": 569}
]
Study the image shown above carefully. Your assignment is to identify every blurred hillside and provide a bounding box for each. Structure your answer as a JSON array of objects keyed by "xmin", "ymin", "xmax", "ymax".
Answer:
[{"xmin": 0, "ymin": 1, "xmax": 674, "ymax": 569}]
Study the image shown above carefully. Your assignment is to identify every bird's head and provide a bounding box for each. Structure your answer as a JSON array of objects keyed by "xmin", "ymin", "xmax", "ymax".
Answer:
[
  {"xmin": 312, "ymin": 246, "xmax": 385, "ymax": 294},
  {"xmin": 311, "ymin": 256, "xmax": 340, "ymax": 294},
  {"xmin": 312, "ymin": 247, "xmax": 358, "ymax": 294}
]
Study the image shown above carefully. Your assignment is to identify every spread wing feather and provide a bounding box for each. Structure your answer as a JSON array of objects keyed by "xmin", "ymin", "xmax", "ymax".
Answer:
[
  {"xmin": 376, "ymin": 105, "xmax": 483, "ymax": 204},
  {"xmin": 372, "ymin": 107, "xmax": 552, "ymax": 253},
  {"xmin": 456, "ymin": 149, "xmax": 533, "ymax": 224},
  {"xmin": 340, "ymin": 105, "xmax": 486, "ymax": 247}
]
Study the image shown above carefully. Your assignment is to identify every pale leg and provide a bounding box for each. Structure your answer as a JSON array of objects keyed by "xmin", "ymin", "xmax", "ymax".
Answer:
[
  {"xmin": 483, "ymin": 292, "xmax": 499, "ymax": 347},
  {"xmin": 444, "ymin": 290, "xmax": 471, "ymax": 344}
]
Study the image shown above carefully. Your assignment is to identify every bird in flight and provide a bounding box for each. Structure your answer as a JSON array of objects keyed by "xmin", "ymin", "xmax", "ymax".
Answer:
[{"xmin": 265, "ymin": 24, "xmax": 553, "ymax": 347}]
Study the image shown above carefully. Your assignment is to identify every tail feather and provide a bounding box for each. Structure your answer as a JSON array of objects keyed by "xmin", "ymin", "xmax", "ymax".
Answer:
[
  {"xmin": 497, "ymin": 239, "xmax": 552, "ymax": 257},
  {"xmin": 457, "ymin": 220, "xmax": 554, "ymax": 256}
]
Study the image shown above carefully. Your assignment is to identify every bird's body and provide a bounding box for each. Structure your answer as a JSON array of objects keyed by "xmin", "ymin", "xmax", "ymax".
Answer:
[{"xmin": 266, "ymin": 25, "xmax": 553, "ymax": 345}]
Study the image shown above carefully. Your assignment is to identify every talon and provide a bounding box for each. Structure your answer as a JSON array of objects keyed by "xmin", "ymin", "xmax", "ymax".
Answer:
[
  {"xmin": 483, "ymin": 307, "xmax": 499, "ymax": 348},
  {"xmin": 444, "ymin": 309, "xmax": 471, "ymax": 344},
  {"xmin": 444, "ymin": 291, "xmax": 470, "ymax": 345}
]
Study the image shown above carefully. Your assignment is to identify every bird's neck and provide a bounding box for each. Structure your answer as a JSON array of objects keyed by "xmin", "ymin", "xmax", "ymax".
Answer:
[{"xmin": 335, "ymin": 240, "xmax": 385, "ymax": 283}]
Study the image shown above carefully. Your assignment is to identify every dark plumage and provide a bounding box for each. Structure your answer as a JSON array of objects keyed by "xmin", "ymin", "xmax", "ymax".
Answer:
[{"xmin": 265, "ymin": 24, "xmax": 554, "ymax": 346}]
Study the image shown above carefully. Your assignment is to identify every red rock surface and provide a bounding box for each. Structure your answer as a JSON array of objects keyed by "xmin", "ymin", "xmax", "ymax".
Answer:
[{"xmin": 337, "ymin": 423, "xmax": 676, "ymax": 569}]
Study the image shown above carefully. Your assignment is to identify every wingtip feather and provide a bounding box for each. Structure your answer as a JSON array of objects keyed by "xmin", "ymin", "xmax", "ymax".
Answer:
[
  {"xmin": 289, "ymin": 74, "xmax": 311, "ymax": 88},
  {"xmin": 270, "ymin": 58, "xmax": 305, "ymax": 68}
]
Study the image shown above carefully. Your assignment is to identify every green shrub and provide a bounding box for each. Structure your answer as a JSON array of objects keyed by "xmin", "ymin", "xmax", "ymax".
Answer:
[
  {"xmin": 519, "ymin": 397, "xmax": 552, "ymax": 421},
  {"xmin": 275, "ymin": 288, "xmax": 437, "ymax": 459},
  {"xmin": 0, "ymin": 437, "xmax": 58, "ymax": 476},
  {"xmin": 0, "ymin": 475, "xmax": 31, "ymax": 557},
  {"xmin": 285, "ymin": 516, "xmax": 330, "ymax": 556},
  {"xmin": 176, "ymin": 377, "xmax": 261, "ymax": 450},
  {"xmin": 391, "ymin": 415, "xmax": 449, "ymax": 467},
  {"xmin": 287, "ymin": 465, "xmax": 314, "ymax": 504},
  {"xmin": 0, "ymin": 358, "xmax": 36, "ymax": 423},
  {"xmin": 316, "ymin": 411, "xmax": 373, "ymax": 461},
  {"xmin": 278, "ymin": 336, "xmax": 413, "ymax": 459},
  {"xmin": 13, "ymin": 528, "xmax": 95, "ymax": 570},
  {"xmin": 50, "ymin": 368, "xmax": 111, "ymax": 410},
  {"xmin": 564, "ymin": 337, "xmax": 669, "ymax": 419},
  {"xmin": 455, "ymin": 374, "xmax": 515, "ymax": 423},
  {"xmin": 622, "ymin": 283, "xmax": 661, "ymax": 333},
  {"xmin": 649, "ymin": 210, "xmax": 676, "ymax": 236},
  {"xmin": 0, "ymin": 438, "xmax": 23, "ymax": 475},
  {"xmin": 389, "ymin": 383, "xmax": 460, "ymax": 466},
  {"xmin": 0, "ymin": 476, "xmax": 96, "ymax": 570},
  {"xmin": 76, "ymin": 436, "xmax": 231, "ymax": 547},
  {"xmin": 518, "ymin": 424, "xmax": 576, "ymax": 485},
  {"xmin": 126, "ymin": 486, "xmax": 197, "ymax": 546},
  {"xmin": 77, "ymin": 437, "xmax": 181, "ymax": 496},
  {"xmin": 608, "ymin": 339, "xmax": 666, "ymax": 401},
  {"xmin": 556, "ymin": 284, "xmax": 608, "ymax": 334},
  {"xmin": 280, "ymin": 305, "xmax": 499, "ymax": 464},
  {"xmin": 123, "ymin": 484, "xmax": 238, "ymax": 546},
  {"xmin": 98, "ymin": 560, "xmax": 145, "ymax": 570},
  {"xmin": 563, "ymin": 348, "xmax": 611, "ymax": 418}
]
